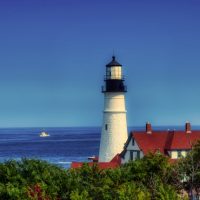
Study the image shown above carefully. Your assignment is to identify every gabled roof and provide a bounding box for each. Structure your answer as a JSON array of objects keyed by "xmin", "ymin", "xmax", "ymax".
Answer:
[
  {"xmin": 71, "ymin": 154, "xmax": 121, "ymax": 169},
  {"xmin": 132, "ymin": 130, "xmax": 200, "ymax": 155},
  {"xmin": 133, "ymin": 131, "xmax": 169, "ymax": 154}
]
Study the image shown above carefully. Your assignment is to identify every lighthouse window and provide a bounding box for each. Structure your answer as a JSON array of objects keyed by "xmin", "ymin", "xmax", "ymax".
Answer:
[
  {"xmin": 105, "ymin": 124, "xmax": 108, "ymax": 130},
  {"xmin": 106, "ymin": 68, "xmax": 111, "ymax": 79},
  {"xmin": 132, "ymin": 138, "xmax": 135, "ymax": 146},
  {"xmin": 110, "ymin": 66, "xmax": 121, "ymax": 79}
]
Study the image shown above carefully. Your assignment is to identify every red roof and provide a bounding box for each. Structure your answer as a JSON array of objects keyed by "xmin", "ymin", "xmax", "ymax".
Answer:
[
  {"xmin": 110, "ymin": 153, "xmax": 121, "ymax": 164},
  {"xmin": 71, "ymin": 162, "xmax": 120, "ymax": 169},
  {"xmin": 71, "ymin": 154, "xmax": 121, "ymax": 169},
  {"xmin": 169, "ymin": 131, "xmax": 200, "ymax": 149},
  {"xmin": 133, "ymin": 130, "xmax": 200, "ymax": 155}
]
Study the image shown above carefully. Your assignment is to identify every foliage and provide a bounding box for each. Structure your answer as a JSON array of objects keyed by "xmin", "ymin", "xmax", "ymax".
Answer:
[
  {"xmin": 155, "ymin": 184, "xmax": 182, "ymax": 200},
  {"xmin": 175, "ymin": 140, "xmax": 200, "ymax": 199},
  {"xmin": 1, "ymin": 149, "xmax": 199, "ymax": 199}
]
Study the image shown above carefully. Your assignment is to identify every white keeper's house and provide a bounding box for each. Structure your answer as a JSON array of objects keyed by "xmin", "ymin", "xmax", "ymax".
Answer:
[{"xmin": 121, "ymin": 122, "xmax": 200, "ymax": 163}]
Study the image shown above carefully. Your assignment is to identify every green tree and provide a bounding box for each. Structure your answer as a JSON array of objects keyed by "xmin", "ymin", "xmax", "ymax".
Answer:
[
  {"xmin": 176, "ymin": 140, "xmax": 200, "ymax": 199},
  {"xmin": 0, "ymin": 154, "xmax": 188, "ymax": 200}
]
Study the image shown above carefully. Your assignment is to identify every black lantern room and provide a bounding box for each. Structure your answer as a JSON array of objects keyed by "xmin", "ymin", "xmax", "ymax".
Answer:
[{"xmin": 102, "ymin": 56, "xmax": 127, "ymax": 93}]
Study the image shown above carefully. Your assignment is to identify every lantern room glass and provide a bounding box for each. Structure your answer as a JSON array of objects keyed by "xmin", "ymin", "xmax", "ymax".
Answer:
[{"xmin": 106, "ymin": 66, "xmax": 122, "ymax": 80}]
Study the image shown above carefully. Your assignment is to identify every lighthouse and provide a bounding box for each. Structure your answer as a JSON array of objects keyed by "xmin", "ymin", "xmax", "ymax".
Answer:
[{"xmin": 99, "ymin": 56, "xmax": 128, "ymax": 162}]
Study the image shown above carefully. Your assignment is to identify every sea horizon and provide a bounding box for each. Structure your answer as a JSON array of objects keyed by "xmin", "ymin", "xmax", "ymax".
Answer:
[
  {"xmin": 0, "ymin": 125, "xmax": 200, "ymax": 168},
  {"xmin": 1, "ymin": 124, "xmax": 200, "ymax": 130}
]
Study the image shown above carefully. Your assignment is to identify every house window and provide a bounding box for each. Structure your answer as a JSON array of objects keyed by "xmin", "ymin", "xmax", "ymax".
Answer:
[
  {"xmin": 181, "ymin": 151, "xmax": 187, "ymax": 158},
  {"xmin": 130, "ymin": 151, "xmax": 133, "ymax": 160},
  {"xmin": 105, "ymin": 124, "xmax": 108, "ymax": 130},
  {"xmin": 178, "ymin": 151, "xmax": 182, "ymax": 158},
  {"xmin": 130, "ymin": 150, "xmax": 140, "ymax": 161},
  {"xmin": 132, "ymin": 138, "xmax": 135, "ymax": 146},
  {"xmin": 137, "ymin": 151, "xmax": 140, "ymax": 159},
  {"xmin": 171, "ymin": 151, "xmax": 178, "ymax": 159},
  {"xmin": 175, "ymin": 150, "xmax": 187, "ymax": 158}
]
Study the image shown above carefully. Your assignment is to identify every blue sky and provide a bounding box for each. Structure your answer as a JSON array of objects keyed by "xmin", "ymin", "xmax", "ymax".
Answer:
[{"xmin": 0, "ymin": 0, "xmax": 200, "ymax": 127}]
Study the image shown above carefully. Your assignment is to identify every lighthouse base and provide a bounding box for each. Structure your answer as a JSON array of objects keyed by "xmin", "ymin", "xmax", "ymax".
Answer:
[{"xmin": 99, "ymin": 111, "xmax": 128, "ymax": 162}]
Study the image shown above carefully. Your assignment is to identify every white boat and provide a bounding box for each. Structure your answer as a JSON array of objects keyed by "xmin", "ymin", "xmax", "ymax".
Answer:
[{"xmin": 40, "ymin": 131, "xmax": 50, "ymax": 137}]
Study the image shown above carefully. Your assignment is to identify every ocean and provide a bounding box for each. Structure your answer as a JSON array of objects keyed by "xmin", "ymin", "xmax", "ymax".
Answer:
[
  {"xmin": 0, "ymin": 127, "xmax": 101, "ymax": 168},
  {"xmin": 0, "ymin": 125, "xmax": 199, "ymax": 168}
]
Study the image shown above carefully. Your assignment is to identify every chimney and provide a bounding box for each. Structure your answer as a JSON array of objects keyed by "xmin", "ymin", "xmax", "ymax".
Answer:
[
  {"xmin": 146, "ymin": 122, "xmax": 152, "ymax": 134},
  {"xmin": 185, "ymin": 121, "xmax": 192, "ymax": 133}
]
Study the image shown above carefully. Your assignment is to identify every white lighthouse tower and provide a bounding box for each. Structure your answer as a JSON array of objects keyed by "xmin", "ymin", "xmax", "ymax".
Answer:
[{"xmin": 99, "ymin": 56, "xmax": 128, "ymax": 162}]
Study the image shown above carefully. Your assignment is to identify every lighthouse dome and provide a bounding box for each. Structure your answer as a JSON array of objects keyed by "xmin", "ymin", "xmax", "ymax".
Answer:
[{"xmin": 106, "ymin": 56, "xmax": 122, "ymax": 67}]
